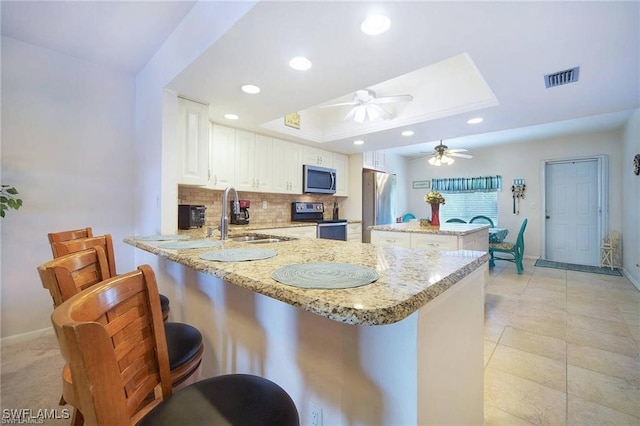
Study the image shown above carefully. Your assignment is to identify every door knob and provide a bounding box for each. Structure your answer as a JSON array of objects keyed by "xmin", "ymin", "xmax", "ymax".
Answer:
[{"xmin": 546, "ymin": 215, "xmax": 550, "ymax": 219}]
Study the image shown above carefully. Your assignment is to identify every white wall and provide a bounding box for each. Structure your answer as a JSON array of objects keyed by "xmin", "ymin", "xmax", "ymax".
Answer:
[
  {"xmin": 622, "ymin": 109, "xmax": 640, "ymax": 288},
  {"xmin": 0, "ymin": 37, "xmax": 137, "ymax": 337},
  {"xmin": 408, "ymin": 129, "xmax": 625, "ymax": 260}
]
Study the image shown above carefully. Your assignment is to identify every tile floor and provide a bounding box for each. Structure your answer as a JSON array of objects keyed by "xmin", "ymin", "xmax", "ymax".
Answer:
[{"xmin": 484, "ymin": 259, "xmax": 640, "ymax": 425}]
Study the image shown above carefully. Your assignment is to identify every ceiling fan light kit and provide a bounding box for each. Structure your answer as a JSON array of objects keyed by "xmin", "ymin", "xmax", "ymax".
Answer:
[
  {"xmin": 323, "ymin": 89, "xmax": 413, "ymax": 123},
  {"xmin": 428, "ymin": 140, "xmax": 473, "ymax": 166}
]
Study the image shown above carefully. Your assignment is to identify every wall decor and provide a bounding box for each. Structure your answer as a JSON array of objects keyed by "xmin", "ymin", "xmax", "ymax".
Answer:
[
  {"xmin": 284, "ymin": 112, "xmax": 300, "ymax": 129},
  {"xmin": 512, "ymin": 179, "xmax": 526, "ymax": 214},
  {"xmin": 412, "ymin": 180, "xmax": 430, "ymax": 189},
  {"xmin": 634, "ymin": 154, "xmax": 640, "ymax": 176}
]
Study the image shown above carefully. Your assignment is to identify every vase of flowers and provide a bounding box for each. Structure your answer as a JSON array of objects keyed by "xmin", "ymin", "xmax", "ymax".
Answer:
[{"xmin": 424, "ymin": 191, "xmax": 445, "ymax": 226}]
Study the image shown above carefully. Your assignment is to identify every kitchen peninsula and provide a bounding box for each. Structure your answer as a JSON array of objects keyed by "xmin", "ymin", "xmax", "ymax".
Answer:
[{"xmin": 126, "ymin": 234, "xmax": 488, "ymax": 425}]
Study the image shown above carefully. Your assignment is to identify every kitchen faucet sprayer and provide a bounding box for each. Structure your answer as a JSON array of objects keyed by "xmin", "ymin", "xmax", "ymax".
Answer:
[{"xmin": 220, "ymin": 186, "xmax": 239, "ymax": 240}]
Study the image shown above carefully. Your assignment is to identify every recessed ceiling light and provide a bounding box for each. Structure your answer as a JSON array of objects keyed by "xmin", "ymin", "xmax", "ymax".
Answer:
[
  {"xmin": 353, "ymin": 140, "xmax": 365, "ymax": 145},
  {"xmin": 467, "ymin": 117, "xmax": 483, "ymax": 124},
  {"xmin": 401, "ymin": 130, "xmax": 414, "ymax": 136},
  {"xmin": 361, "ymin": 15, "xmax": 391, "ymax": 35},
  {"xmin": 289, "ymin": 56, "xmax": 312, "ymax": 71},
  {"xmin": 241, "ymin": 84, "xmax": 260, "ymax": 94},
  {"xmin": 224, "ymin": 113, "xmax": 239, "ymax": 120}
]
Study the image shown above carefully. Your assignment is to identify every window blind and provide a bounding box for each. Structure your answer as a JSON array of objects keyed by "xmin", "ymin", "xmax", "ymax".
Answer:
[{"xmin": 431, "ymin": 175, "xmax": 501, "ymax": 192}]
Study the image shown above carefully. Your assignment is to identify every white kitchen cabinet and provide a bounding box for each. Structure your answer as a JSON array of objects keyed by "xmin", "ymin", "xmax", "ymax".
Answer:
[
  {"xmin": 260, "ymin": 226, "xmax": 317, "ymax": 239},
  {"xmin": 411, "ymin": 233, "xmax": 458, "ymax": 250},
  {"xmin": 177, "ymin": 98, "xmax": 209, "ymax": 186},
  {"xmin": 363, "ymin": 150, "xmax": 386, "ymax": 171},
  {"xmin": 272, "ymin": 138, "xmax": 302, "ymax": 194},
  {"xmin": 333, "ymin": 153, "xmax": 349, "ymax": 196},
  {"xmin": 347, "ymin": 223, "xmax": 362, "ymax": 243},
  {"xmin": 302, "ymin": 146, "xmax": 333, "ymax": 168},
  {"xmin": 370, "ymin": 230, "xmax": 411, "ymax": 247},
  {"xmin": 235, "ymin": 131, "xmax": 272, "ymax": 192},
  {"xmin": 209, "ymin": 124, "xmax": 236, "ymax": 190},
  {"xmin": 370, "ymin": 227, "xmax": 489, "ymax": 252}
]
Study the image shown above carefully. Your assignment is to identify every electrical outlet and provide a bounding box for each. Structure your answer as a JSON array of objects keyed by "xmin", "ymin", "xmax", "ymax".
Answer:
[
  {"xmin": 311, "ymin": 402, "xmax": 322, "ymax": 426},
  {"xmin": 262, "ymin": 200, "xmax": 268, "ymax": 209}
]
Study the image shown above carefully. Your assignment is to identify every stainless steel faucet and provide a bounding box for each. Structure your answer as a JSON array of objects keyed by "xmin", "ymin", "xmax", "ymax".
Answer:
[{"xmin": 220, "ymin": 186, "xmax": 239, "ymax": 240}]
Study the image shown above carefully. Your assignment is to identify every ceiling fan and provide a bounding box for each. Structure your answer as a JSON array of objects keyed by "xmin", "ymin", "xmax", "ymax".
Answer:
[
  {"xmin": 428, "ymin": 140, "xmax": 473, "ymax": 166},
  {"xmin": 321, "ymin": 89, "xmax": 413, "ymax": 123}
]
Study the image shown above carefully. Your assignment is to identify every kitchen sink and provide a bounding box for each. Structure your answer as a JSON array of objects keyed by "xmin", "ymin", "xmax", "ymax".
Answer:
[{"xmin": 231, "ymin": 235, "xmax": 281, "ymax": 243}]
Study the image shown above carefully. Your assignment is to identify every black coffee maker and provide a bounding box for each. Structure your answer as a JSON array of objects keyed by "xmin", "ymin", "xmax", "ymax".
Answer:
[{"xmin": 230, "ymin": 199, "xmax": 250, "ymax": 225}]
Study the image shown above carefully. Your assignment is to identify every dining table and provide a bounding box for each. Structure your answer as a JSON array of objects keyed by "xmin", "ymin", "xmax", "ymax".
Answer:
[{"xmin": 489, "ymin": 227, "xmax": 509, "ymax": 243}]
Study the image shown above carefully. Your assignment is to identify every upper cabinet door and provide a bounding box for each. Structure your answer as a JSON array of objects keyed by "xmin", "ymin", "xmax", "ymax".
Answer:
[
  {"xmin": 333, "ymin": 153, "xmax": 349, "ymax": 197},
  {"xmin": 177, "ymin": 98, "xmax": 209, "ymax": 186},
  {"xmin": 209, "ymin": 124, "xmax": 235, "ymax": 189},
  {"xmin": 302, "ymin": 146, "xmax": 333, "ymax": 168},
  {"xmin": 272, "ymin": 139, "xmax": 302, "ymax": 194},
  {"xmin": 363, "ymin": 150, "xmax": 386, "ymax": 171}
]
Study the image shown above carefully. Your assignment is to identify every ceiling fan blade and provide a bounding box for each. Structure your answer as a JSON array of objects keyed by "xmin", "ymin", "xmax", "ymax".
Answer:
[
  {"xmin": 353, "ymin": 106, "xmax": 367, "ymax": 123},
  {"xmin": 343, "ymin": 106, "xmax": 359, "ymax": 121},
  {"xmin": 369, "ymin": 104, "xmax": 392, "ymax": 121},
  {"xmin": 374, "ymin": 94, "xmax": 414, "ymax": 104},
  {"xmin": 449, "ymin": 153, "xmax": 473, "ymax": 159},
  {"xmin": 446, "ymin": 148, "xmax": 468, "ymax": 153},
  {"xmin": 319, "ymin": 101, "xmax": 358, "ymax": 108}
]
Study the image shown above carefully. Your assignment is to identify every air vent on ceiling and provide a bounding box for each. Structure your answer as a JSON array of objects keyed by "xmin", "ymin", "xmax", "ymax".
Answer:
[{"xmin": 544, "ymin": 67, "xmax": 580, "ymax": 88}]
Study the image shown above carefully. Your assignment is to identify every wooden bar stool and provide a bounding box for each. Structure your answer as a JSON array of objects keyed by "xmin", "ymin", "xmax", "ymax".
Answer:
[
  {"xmin": 51, "ymin": 265, "xmax": 299, "ymax": 426},
  {"xmin": 49, "ymin": 232, "xmax": 170, "ymax": 320},
  {"xmin": 38, "ymin": 248, "xmax": 204, "ymax": 424},
  {"xmin": 48, "ymin": 227, "xmax": 93, "ymax": 257}
]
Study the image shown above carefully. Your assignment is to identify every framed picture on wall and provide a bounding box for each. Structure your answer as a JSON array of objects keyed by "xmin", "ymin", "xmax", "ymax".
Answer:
[{"xmin": 412, "ymin": 180, "xmax": 430, "ymax": 189}]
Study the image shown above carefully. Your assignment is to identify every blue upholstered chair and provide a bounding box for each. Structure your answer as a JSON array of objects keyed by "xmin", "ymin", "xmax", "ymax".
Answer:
[
  {"xmin": 445, "ymin": 218, "xmax": 466, "ymax": 223},
  {"xmin": 489, "ymin": 218, "xmax": 528, "ymax": 274},
  {"xmin": 470, "ymin": 215, "xmax": 495, "ymax": 227}
]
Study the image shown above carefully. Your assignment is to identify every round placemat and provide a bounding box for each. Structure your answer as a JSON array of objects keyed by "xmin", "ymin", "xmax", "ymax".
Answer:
[
  {"xmin": 271, "ymin": 263, "xmax": 379, "ymax": 289},
  {"xmin": 158, "ymin": 240, "xmax": 223, "ymax": 250},
  {"xmin": 133, "ymin": 234, "xmax": 190, "ymax": 241},
  {"xmin": 199, "ymin": 248, "xmax": 277, "ymax": 262}
]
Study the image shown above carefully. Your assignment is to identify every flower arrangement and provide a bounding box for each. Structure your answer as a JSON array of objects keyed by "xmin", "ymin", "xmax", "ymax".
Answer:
[{"xmin": 424, "ymin": 191, "xmax": 445, "ymax": 205}]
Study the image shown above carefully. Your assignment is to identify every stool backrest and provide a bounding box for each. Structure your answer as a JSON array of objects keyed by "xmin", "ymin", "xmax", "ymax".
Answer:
[
  {"xmin": 51, "ymin": 265, "xmax": 172, "ymax": 425},
  {"xmin": 38, "ymin": 247, "xmax": 111, "ymax": 308},
  {"xmin": 515, "ymin": 218, "xmax": 528, "ymax": 255},
  {"xmin": 48, "ymin": 228, "xmax": 93, "ymax": 257},
  {"xmin": 470, "ymin": 215, "xmax": 495, "ymax": 227},
  {"xmin": 51, "ymin": 235, "xmax": 117, "ymax": 278}
]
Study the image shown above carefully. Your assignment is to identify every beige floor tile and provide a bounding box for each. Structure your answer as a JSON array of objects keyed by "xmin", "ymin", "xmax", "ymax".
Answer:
[
  {"xmin": 488, "ymin": 344, "xmax": 566, "ymax": 392},
  {"xmin": 523, "ymin": 286, "xmax": 567, "ymax": 302},
  {"xmin": 566, "ymin": 300, "xmax": 625, "ymax": 323},
  {"xmin": 515, "ymin": 304, "xmax": 566, "ymax": 323},
  {"xmin": 567, "ymin": 312, "xmax": 633, "ymax": 339},
  {"xmin": 509, "ymin": 311, "xmax": 567, "ymax": 340},
  {"xmin": 485, "ymin": 339, "xmax": 497, "ymax": 368},
  {"xmin": 485, "ymin": 320, "xmax": 506, "ymax": 343},
  {"xmin": 567, "ymin": 325, "xmax": 639, "ymax": 358},
  {"xmin": 621, "ymin": 310, "xmax": 640, "ymax": 327},
  {"xmin": 568, "ymin": 343, "xmax": 640, "ymax": 386},
  {"xmin": 527, "ymin": 278, "xmax": 567, "ymax": 291},
  {"xmin": 484, "ymin": 404, "xmax": 536, "ymax": 426},
  {"xmin": 531, "ymin": 268, "xmax": 567, "ymax": 281},
  {"xmin": 486, "ymin": 282, "xmax": 527, "ymax": 298},
  {"xmin": 568, "ymin": 395, "xmax": 640, "ymax": 426},
  {"xmin": 500, "ymin": 326, "xmax": 566, "ymax": 362},
  {"xmin": 485, "ymin": 367, "xmax": 567, "ymax": 425},
  {"xmin": 517, "ymin": 297, "xmax": 567, "ymax": 315},
  {"xmin": 629, "ymin": 325, "xmax": 640, "ymax": 347},
  {"xmin": 568, "ymin": 364, "xmax": 640, "ymax": 418}
]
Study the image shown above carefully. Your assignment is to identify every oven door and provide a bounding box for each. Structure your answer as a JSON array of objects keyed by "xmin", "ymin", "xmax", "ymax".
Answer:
[{"xmin": 317, "ymin": 222, "xmax": 347, "ymax": 241}]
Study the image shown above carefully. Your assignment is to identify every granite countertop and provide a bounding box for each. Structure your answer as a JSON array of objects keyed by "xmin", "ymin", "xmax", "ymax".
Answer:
[
  {"xmin": 180, "ymin": 220, "xmax": 361, "ymax": 239},
  {"xmin": 370, "ymin": 221, "xmax": 489, "ymax": 236},
  {"xmin": 125, "ymin": 233, "xmax": 488, "ymax": 326}
]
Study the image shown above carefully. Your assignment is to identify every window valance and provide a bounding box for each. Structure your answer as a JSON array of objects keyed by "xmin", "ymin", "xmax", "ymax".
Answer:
[{"xmin": 431, "ymin": 175, "xmax": 502, "ymax": 192}]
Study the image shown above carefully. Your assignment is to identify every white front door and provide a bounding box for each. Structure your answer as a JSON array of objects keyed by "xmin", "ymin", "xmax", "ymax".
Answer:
[{"xmin": 545, "ymin": 159, "xmax": 600, "ymax": 265}]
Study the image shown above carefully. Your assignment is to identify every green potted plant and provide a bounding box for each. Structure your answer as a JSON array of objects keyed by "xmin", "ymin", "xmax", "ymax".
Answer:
[{"xmin": 1, "ymin": 185, "xmax": 23, "ymax": 217}]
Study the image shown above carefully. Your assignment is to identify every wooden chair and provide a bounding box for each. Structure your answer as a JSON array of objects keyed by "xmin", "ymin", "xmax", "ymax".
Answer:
[
  {"xmin": 446, "ymin": 218, "xmax": 466, "ymax": 223},
  {"xmin": 48, "ymin": 227, "xmax": 93, "ymax": 258},
  {"xmin": 50, "ymin": 234, "xmax": 169, "ymax": 320},
  {"xmin": 51, "ymin": 265, "xmax": 300, "ymax": 426},
  {"xmin": 489, "ymin": 218, "xmax": 528, "ymax": 274},
  {"xmin": 38, "ymin": 249, "xmax": 203, "ymax": 423},
  {"xmin": 599, "ymin": 230, "xmax": 621, "ymax": 270},
  {"xmin": 470, "ymin": 215, "xmax": 495, "ymax": 227}
]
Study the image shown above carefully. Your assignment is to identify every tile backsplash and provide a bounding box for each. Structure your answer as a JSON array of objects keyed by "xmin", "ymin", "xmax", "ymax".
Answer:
[{"xmin": 178, "ymin": 186, "xmax": 341, "ymax": 227}]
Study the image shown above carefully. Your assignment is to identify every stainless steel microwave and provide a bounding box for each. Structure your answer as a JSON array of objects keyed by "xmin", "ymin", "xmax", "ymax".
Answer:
[{"xmin": 303, "ymin": 164, "xmax": 336, "ymax": 194}]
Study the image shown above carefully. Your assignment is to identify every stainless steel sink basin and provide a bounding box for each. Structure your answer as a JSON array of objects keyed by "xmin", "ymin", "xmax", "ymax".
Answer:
[
  {"xmin": 231, "ymin": 235, "xmax": 280, "ymax": 243},
  {"xmin": 245, "ymin": 238, "xmax": 280, "ymax": 244}
]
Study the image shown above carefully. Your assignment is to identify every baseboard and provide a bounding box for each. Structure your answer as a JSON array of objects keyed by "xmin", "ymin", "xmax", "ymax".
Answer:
[
  {"xmin": 622, "ymin": 267, "xmax": 640, "ymax": 291},
  {"xmin": 1, "ymin": 327, "xmax": 54, "ymax": 346}
]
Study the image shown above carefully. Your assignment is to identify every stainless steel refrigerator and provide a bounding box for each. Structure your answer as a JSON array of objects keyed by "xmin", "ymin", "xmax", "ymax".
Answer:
[{"xmin": 362, "ymin": 170, "xmax": 397, "ymax": 243}]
